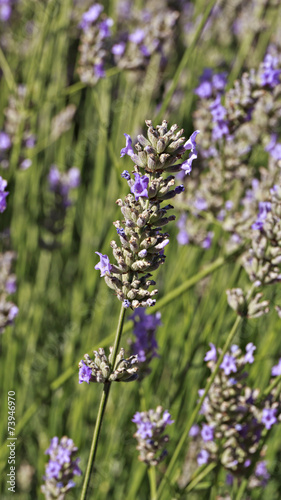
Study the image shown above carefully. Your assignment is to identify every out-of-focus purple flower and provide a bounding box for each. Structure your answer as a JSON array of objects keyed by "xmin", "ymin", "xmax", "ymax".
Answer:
[
  {"xmin": 271, "ymin": 358, "xmax": 281, "ymax": 376},
  {"xmin": 25, "ymin": 134, "xmax": 36, "ymax": 149},
  {"xmin": 189, "ymin": 424, "xmax": 200, "ymax": 437},
  {"xmin": 175, "ymin": 184, "xmax": 185, "ymax": 195},
  {"xmin": 20, "ymin": 159, "xmax": 32, "ymax": 170},
  {"xmin": 79, "ymin": 361, "xmax": 92, "ymax": 384},
  {"xmin": 99, "ymin": 18, "xmax": 113, "ymax": 39},
  {"xmin": 265, "ymin": 134, "xmax": 281, "ymax": 161},
  {"xmin": 94, "ymin": 62, "xmax": 105, "ymax": 79},
  {"xmin": 48, "ymin": 166, "xmax": 61, "ymax": 190},
  {"xmin": 94, "ymin": 252, "xmax": 112, "ymax": 277},
  {"xmin": 252, "ymin": 201, "xmax": 271, "ymax": 230},
  {"xmin": 46, "ymin": 460, "xmax": 61, "ymax": 479},
  {"xmin": 180, "ymin": 130, "xmax": 200, "ymax": 175},
  {"xmin": 129, "ymin": 308, "xmax": 161, "ymax": 363},
  {"xmin": 212, "ymin": 121, "xmax": 229, "ymax": 140},
  {"xmin": 210, "ymin": 96, "xmax": 227, "ymax": 121},
  {"xmin": 204, "ymin": 343, "xmax": 217, "ymax": 362},
  {"xmin": 79, "ymin": 4, "xmax": 103, "ymax": 30},
  {"xmin": 261, "ymin": 408, "xmax": 277, "ymax": 430},
  {"xmin": 8, "ymin": 305, "xmax": 19, "ymax": 322},
  {"xmin": 198, "ymin": 388, "xmax": 208, "ymax": 415},
  {"xmin": 194, "ymin": 196, "xmax": 208, "ymax": 212},
  {"xmin": 244, "ymin": 343, "xmax": 256, "ymax": 364},
  {"xmin": 195, "ymin": 68, "xmax": 227, "ymax": 98},
  {"xmin": 0, "ymin": 1, "xmax": 11, "ymax": 22},
  {"xmin": 177, "ymin": 213, "xmax": 189, "ymax": 245},
  {"xmin": 129, "ymin": 29, "xmax": 145, "ymax": 44},
  {"xmin": 260, "ymin": 54, "xmax": 281, "ymax": 88},
  {"xmin": 67, "ymin": 168, "xmax": 80, "ymax": 188},
  {"xmin": 112, "ymin": 42, "xmax": 126, "ymax": 57},
  {"xmin": 120, "ymin": 133, "xmax": 134, "ymax": 158},
  {"xmin": 255, "ymin": 461, "xmax": 270, "ymax": 481},
  {"xmin": 131, "ymin": 173, "xmax": 149, "ymax": 201},
  {"xmin": 201, "ymin": 424, "xmax": 214, "ymax": 442},
  {"xmin": 201, "ymin": 231, "xmax": 214, "ymax": 249},
  {"xmin": 5, "ymin": 276, "xmax": 17, "ymax": 294},
  {"xmin": 220, "ymin": 354, "xmax": 237, "ymax": 376},
  {"xmin": 197, "ymin": 449, "xmax": 209, "ymax": 465},
  {"xmin": 0, "ymin": 131, "xmax": 11, "ymax": 150},
  {"xmin": 0, "ymin": 176, "xmax": 9, "ymax": 213}
]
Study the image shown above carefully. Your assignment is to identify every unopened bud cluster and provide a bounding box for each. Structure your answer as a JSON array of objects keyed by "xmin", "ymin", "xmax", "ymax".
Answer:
[
  {"xmin": 95, "ymin": 120, "xmax": 199, "ymax": 309},
  {"xmin": 79, "ymin": 347, "xmax": 138, "ymax": 383},
  {"xmin": 190, "ymin": 343, "xmax": 281, "ymax": 477},
  {"xmin": 132, "ymin": 406, "xmax": 174, "ymax": 466},
  {"xmin": 41, "ymin": 436, "xmax": 82, "ymax": 500},
  {"xmin": 0, "ymin": 251, "xmax": 18, "ymax": 333}
]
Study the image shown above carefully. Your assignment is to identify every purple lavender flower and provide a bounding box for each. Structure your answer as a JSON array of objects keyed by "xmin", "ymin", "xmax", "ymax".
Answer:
[
  {"xmin": 99, "ymin": 18, "xmax": 113, "ymax": 39},
  {"xmin": 180, "ymin": 130, "xmax": 200, "ymax": 175},
  {"xmin": 220, "ymin": 354, "xmax": 237, "ymax": 376},
  {"xmin": 79, "ymin": 361, "xmax": 92, "ymax": 384},
  {"xmin": 176, "ymin": 213, "xmax": 189, "ymax": 245},
  {"xmin": 195, "ymin": 68, "xmax": 227, "ymax": 98},
  {"xmin": 5, "ymin": 276, "xmax": 17, "ymax": 294},
  {"xmin": 48, "ymin": 166, "xmax": 61, "ymax": 190},
  {"xmin": 79, "ymin": 4, "xmax": 103, "ymax": 30},
  {"xmin": 94, "ymin": 252, "xmax": 112, "ymax": 277},
  {"xmin": 271, "ymin": 358, "xmax": 281, "ymax": 377},
  {"xmin": 197, "ymin": 449, "xmax": 209, "ymax": 465},
  {"xmin": 189, "ymin": 424, "xmax": 200, "ymax": 437},
  {"xmin": 0, "ymin": 176, "xmax": 9, "ymax": 213},
  {"xmin": 121, "ymin": 170, "xmax": 130, "ymax": 180},
  {"xmin": 244, "ymin": 343, "xmax": 256, "ymax": 364},
  {"xmin": 129, "ymin": 29, "xmax": 145, "ymax": 45},
  {"xmin": 255, "ymin": 461, "xmax": 270, "ymax": 482},
  {"xmin": 120, "ymin": 133, "xmax": 135, "ymax": 158},
  {"xmin": 201, "ymin": 231, "xmax": 214, "ymax": 249},
  {"xmin": 0, "ymin": 131, "xmax": 11, "ymax": 150},
  {"xmin": 201, "ymin": 424, "xmax": 214, "ymax": 442},
  {"xmin": 260, "ymin": 54, "xmax": 281, "ymax": 88},
  {"xmin": 131, "ymin": 173, "xmax": 149, "ymax": 201},
  {"xmin": 252, "ymin": 201, "xmax": 271, "ymax": 230},
  {"xmin": 0, "ymin": 1, "xmax": 11, "ymax": 22},
  {"xmin": 112, "ymin": 42, "xmax": 126, "ymax": 57},
  {"xmin": 67, "ymin": 168, "xmax": 80, "ymax": 188},
  {"xmin": 204, "ymin": 343, "xmax": 217, "ymax": 362},
  {"xmin": 261, "ymin": 408, "xmax": 277, "ymax": 430},
  {"xmin": 94, "ymin": 62, "xmax": 105, "ymax": 79},
  {"xmin": 129, "ymin": 308, "xmax": 160, "ymax": 368},
  {"xmin": 41, "ymin": 436, "xmax": 82, "ymax": 499},
  {"xmin": 265, "ymin": 134, "xmax": 281, "ymax": 161}
]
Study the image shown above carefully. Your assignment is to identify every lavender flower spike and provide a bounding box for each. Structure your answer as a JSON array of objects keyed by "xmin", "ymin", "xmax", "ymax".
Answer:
[
  {"xmin": 272, "ymin": 358, "xmax": 281, "ymax": 377},
  {"xmin": 94, "ymin": 252, "xmax": 112, "ymax": 277},
  {"xmin": 41, "ymin": 436, "xmax": 82, "ymax": 499}
]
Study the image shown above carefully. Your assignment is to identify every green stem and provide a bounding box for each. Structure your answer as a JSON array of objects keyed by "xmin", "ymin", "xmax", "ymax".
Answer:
[
  {"xmin": 156, "ymin": 315, "xmax": 242, "ymax": 500},
  {"xmin": 235, "ymin": 478, "xmax": 248, "ymax": 500},
  {"xmin": 80, "ymin": 305, "xmax": 126, "ymax": 500},
  {"xmin": 148, "ymin": 466, "xmax": 157, "ymax": 500},
  {"xmin": 184, "ymin": 462, "xmax": 217, "ymax": 493}
]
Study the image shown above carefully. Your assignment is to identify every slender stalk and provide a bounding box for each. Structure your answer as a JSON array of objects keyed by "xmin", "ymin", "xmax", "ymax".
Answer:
[
  {"xmin": 148, "ymin": 466, "xmax": 157, "ymax": 500},
  {"xmin": 155, "ymin": 315, "xmax": 242, "ymax": 500},
  {"xmin": 80, "ymin": 304, "xmax": 126, "ymax": 500},
  {"xmin": 235, "ymin": 478, "xmax": 248, "ymax": 500},
  {"xmin": 184, "ymin": 462, "xmax": 217, "ymax": 493}
]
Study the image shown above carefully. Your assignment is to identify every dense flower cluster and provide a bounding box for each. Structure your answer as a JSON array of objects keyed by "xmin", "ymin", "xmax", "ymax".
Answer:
[
  {"xmin": 128, "ymin": 308, "xmax": 161, "ymax": 378},
  {"xmin": 79, "ymin": 347, "xmax": 138, "ymax": 383},
  {"xmin": 77, "ymin": 2, "xmax": 179, "ymax": 85},
  {"xmin": 227, "ymin": 182, "xmax": 281, "ymax": 318},
  {"xmin": 188, "ymin": 343, "xmax": 281, "ymax": 483},
  {"xmin": 132, "ymin": 406, "xmax": 174, "ymax": 465},
  {"xmin": 39, "ymin": 166, "xmax": 80, "ymax": 250},
  {"xmin": 0, "ymin": 251, "xmax": 18, "ymax": 333},
  {"xmin": 177, "ymin": 49, "xmax": 281, "ymax": 251},
  {"xmin": 95, "ymin": 119, "xmax": 199, "ymax": 309},
  {"xmin": 41, "ymin": 436, "xmax": 82, "ymax": 500}
]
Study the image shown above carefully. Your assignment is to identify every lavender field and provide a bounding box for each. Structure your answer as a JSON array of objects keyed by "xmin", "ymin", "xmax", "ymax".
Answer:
[{"xmin": 2, "ymin": 1, "xmax": 281, "ymax": 499}]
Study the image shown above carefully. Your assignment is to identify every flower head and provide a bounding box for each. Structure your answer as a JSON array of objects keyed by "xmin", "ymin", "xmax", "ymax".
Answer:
[
  {"xmin": 0, "ymin": 176, "xmax": 9, "ymax": 213},
  {"xmin": 261, "ymin": 408, "xmax": 277, "ymax": 430},
  {"xmin": 131, "ymin": 173, "xmax": 149, "ymax": 201},
  {"xmin": 272, "ymin": 358, "xmax": 281, "ymax": 377},
  {"xmin": 220, "ymin": 353, "xmax": 237, "ymax": 376},
  {"xmin": 120, "ymin": 133, "xmax": 134, "ymax": 158}
]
